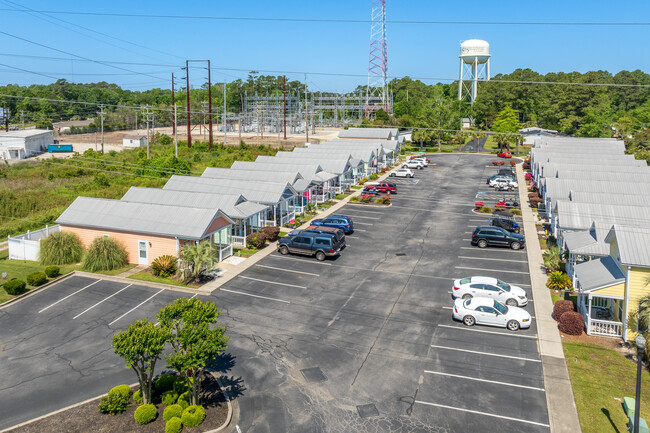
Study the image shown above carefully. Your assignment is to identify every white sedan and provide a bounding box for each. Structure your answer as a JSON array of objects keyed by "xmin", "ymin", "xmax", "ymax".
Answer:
[
  {"xmin": 452, "ymin": 276, "xmax": 528, "ymax": 306},
  {"xmin": 389, "ymin": 168, "xmax": 414, "ymax": 178},
  {"xmin": 402, "ymin": 160, "xmax": 424, "ymax": 169},
  {"xmin": 452, "ymin": 297, "xmax": 531, "ymax": 331},
  {"xmin": 489, "ymin": 177, "xmax": 518, "ymax": 188}
]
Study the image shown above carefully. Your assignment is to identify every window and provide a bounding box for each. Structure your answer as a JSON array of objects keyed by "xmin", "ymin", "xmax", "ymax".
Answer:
[
  {"xmin": 315, "ymin": 238, "xmax": 330, "ymax": 246},
  {"xmin": 460, "ymin": 278, "xmax": 471, "ymax": 284},
  {"xmin": 495, "ymin": 280, "xmax": 511, "ymax": 291},
  {"xmin": 470, "ymin": 284, "xmax": 484, "ymax": 290},
  {"xmin": 484, "ymin": 285, "xmax": 500, "ymax": 292},
  {"xmin": 294, "ymin": 236, "xmax": 311, "ymax": 245},
  {"xmin": 103, "ymin": 234, "xmax": 109, "ymax": 238}
]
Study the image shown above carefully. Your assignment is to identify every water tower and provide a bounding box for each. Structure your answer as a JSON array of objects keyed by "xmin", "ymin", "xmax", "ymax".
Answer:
[{"xmin": 458, "ymin": 39, "xmax": 490, "ymax": 105}]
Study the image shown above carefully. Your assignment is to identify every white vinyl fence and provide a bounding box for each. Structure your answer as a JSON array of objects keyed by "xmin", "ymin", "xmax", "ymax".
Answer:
[{"xmin": 8, "ymin": 225, "xmax": 60, "ymax": 261}]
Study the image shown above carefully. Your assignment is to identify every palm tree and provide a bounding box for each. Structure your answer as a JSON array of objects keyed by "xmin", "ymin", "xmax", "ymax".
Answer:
[{"xmin": 179, "ymin": 240, "xmax": 218, "ymax": 282}]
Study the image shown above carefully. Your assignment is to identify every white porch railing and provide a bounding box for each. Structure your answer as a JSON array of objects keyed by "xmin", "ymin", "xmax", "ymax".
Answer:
[
  {"xmin": 232, "ymin": 235, "xmax": 246, "ymax": 247},
  {"xmin": 589, "ymin": 318, "xmax": 623, "ymax": 337},
  {"xmin": 219, "ymin": 245, "xmax": 233, "ymax": 261},
  {"xmin": 315, "ymin": 194, "xmax": 327, "ymax": 203},
  {"xmin": 280, "ymin": 211, "xmax": 296, "ymax": 226},
  {"xmin": 262, "ymin": 219, "xmax": 276, "ymax": 227}
]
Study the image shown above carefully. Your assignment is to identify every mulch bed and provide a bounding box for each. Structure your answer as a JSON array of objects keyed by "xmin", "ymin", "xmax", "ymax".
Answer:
[{"xmin": 8, "ymin": 374, "xmax": 229, "ymax": 433}]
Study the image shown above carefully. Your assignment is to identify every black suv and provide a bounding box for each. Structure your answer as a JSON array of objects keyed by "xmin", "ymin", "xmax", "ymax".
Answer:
[
  {"xmin": 471, "ymin": 226, "xmax": 525, "ymax": 250},
  {"xmin": 489, "ymin": 216, "xmax": 521, "ymax": 233},
  {"xmin": 277, "ymin": 231, "xmax": 343, "ymax": 261}
]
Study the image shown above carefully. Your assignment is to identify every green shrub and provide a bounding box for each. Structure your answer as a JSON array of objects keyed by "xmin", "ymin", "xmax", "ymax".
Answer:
[
  {"xmin": 156, "ymin": 374, "xmax": 176, "ymax": 393},
  {"xmin": 163, "ymin": 404, "xmax": 184, "ymax": 421},
  {"xmin": 349, "ymin": 196, "xmax": 361, "ymax": 202},
  {"xmin": 134, "ymin": 404, "xmax": 158, "ymax": 425},
  {"xmin": 441, "ymin": 149, "xmax": 453, "ymax": 153},
  {"xmin": 181, "ymin": 405, "xmax": 206, "ymax": 427},
  {"xmin": 479, "ymin": 206, "xmax": 493, "ymax": 213},
  {"xmin": 177, "ymin": 392, "xmax": 190, "ymax": 410},
  {"xmin": 152, "ymin": 255, "xmax": 178, "ymax": 277},
  {"xmin": 98, "ymin": 391, "xmax": 130, "ymax": 414},
  {"xmin": 3, "ymin": 279, "xmax": 26, "ymax": 295},
  {"xmin": 26, "ymin": 272, "xmax": 47, "ymax": 286},
  {"xmin": 509, "ymin": 209, "xmax": 522, "ymax": 216},
  {"xmin": 360, "ymin": 194, "xmax": 372, "ymax": 203},
  {"xmin": 161, "ymin": 390, "xmax": 179, "ymax": 406},
  {"xmin": 133, "ymin": 389, "xmax": 143, "ymax": 404},
  {"xmin": 166, "ymin": 417, "xmax": 183, "ymax": 433},
  {"xmin": 373, "ymin": 197, "xmax": 383, "ymax": 204},
  {"xmin": 246, "ymin": 232, "xmax": 266, "ymax": 249},
  {"xmin": 261, "ymin": 226, "xmax": 281, "ymax": 242},
  {"xmin": 39, "ymin": 231, "xmax": 84, "ymax": 265},
  {"xmin": 546, "ymin": 271, "xmax": 572, "ymax": 290},
  {"xmin": 82, "ymin": 237, "xmax": 128, "ymax": 272},
  {"xmin": 173, "ymin": 379, "xmax": 188, "ymax": 395},
  {"xmin": 110, "ymin": 384, "xmax": 132, "ymax": 400},
  {"xmin": 543, "ymin": 245, "xmax": 562, "ymax": 273},
  {"xmin": 44, "ymin": 266, "xmax": 60, "ymax": 278},
  {"xmin": 358, "ymin": 177, "xmax": 368, "ymax": 185},
  {"xmin": 369, "ymin": 173, "xmax": 379, "ymax": 180}
]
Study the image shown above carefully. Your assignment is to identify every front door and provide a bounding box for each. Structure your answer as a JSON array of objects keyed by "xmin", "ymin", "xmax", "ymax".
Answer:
[{"xmin": 138, "ymin": 240, "xmax": 148, "ymax": 265}]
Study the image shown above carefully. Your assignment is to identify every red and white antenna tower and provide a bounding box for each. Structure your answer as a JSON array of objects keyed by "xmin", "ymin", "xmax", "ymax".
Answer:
[{"xmin": 365, "ymin": 0, "xmax": 388, "ymax": 118}]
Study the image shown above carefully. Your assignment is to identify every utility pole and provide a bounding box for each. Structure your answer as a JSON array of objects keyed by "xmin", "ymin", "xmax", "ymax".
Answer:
[
  {"xmin": 238, "ymin": 114, "xmax": 242, "ymax": 144},
  {"xmin": 304, "ymin": 73, "xmax": 308, "ymax": 144},
  {"xmin": 185, "ymin": 60, "xmax": 191, "ymax": 148},
  {"xmin": 171, "ymin": 73, "xmax": 176, "ymax": 138},
  {"xmin": 223, "ymin": 79, "xmax": 227, "ymax": 146},
  {"xmin": 283, "ymin": 76, "xmax": 287, "ymax": 140},
  {"xmin": 20, "ymin": 110, "xmax": 24, "ymax": 130},
  {"xmin": 173, "ymin": 104, "xmax": 178, "ymax": 158},
  {"xmin": 99, "ymin": 104, "xmax": 105, "ymax": 154},
  {"xmin": 207, "ymin": 60, "xmax": 213, "ymax": 150}
]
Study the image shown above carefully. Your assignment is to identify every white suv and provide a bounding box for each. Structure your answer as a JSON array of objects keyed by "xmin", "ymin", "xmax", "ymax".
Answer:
[
  {"xmin": 402, "ymin": 160, "xmax": 424, "ymax": 170},
  {"xmin": 389, "ymin": 168, "xmax": 414, "ymax": 178}
]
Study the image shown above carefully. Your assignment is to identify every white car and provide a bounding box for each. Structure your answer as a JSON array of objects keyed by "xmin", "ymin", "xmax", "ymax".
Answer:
[
  {"xmin": 389, "ymin": 168, "xmax": 414, "ymax": 178},
  {"xmin": 489, "ymin": 177, "xmax": 518, "ymax": 188},
  {"xmin": 452, "ymin": 297, "xmax": 532, "ymax": 331},
  {"xmin": 410, "ymin": 158, "xmax": 429, "ymax": 167},
  {"xmin": 452, "ymin": 276, "xmax": 528, "ymax": 306},
  {"xmin": 402, "ymin": 160, "xmax": 424, "ymax": 169}
]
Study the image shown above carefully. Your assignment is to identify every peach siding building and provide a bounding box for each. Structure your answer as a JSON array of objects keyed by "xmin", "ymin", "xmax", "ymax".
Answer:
[{"xmin": 56, "ymin": 197, "xmax": 233, "ymax": 266}]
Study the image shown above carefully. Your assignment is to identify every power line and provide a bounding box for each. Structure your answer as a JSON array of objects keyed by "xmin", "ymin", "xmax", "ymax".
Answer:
[{"xmin": 1, "ymin": 8, "xmax": 649, "ymax": 26}]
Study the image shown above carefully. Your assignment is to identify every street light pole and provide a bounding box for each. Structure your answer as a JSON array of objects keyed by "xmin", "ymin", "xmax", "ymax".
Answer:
[{"xmin": 634, "ymin": 334, "xmax": 646, "ymax": 433}]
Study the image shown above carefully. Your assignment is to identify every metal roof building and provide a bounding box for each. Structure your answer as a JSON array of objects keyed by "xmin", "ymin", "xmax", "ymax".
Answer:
[
  {"xmin": 554, "ymin": 200, "xmax": 650, "ymax": 232},
  {"xmin": 573, "ymin": 256, "xmax": 627, "ymax": 292},
  {"xmin": 230, "ymin": 161, "xmax": 335, "ymax": 183},
  {"xmin": 605, "ymin": 225, "xmax": 650, "ymax": 268},
  {"xmin": 569, "ymin": 191, "xmax": 649, "ymax": 207},
  {"xmin": 201, "ymin": 167, "xmax": 304, "ymax": 185},
  {"xmin": 338, "ymin": 127, "xmax": 398, "ymax": 140},
  {"xmin": 541, "ymin": 179, "xmax": 650, "ymax": 210}
]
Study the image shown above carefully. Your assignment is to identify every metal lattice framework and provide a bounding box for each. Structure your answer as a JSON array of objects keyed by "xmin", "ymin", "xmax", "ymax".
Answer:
[{"xmin": 365, "ymin": 0, "xmax": 388, "ymax": 118}]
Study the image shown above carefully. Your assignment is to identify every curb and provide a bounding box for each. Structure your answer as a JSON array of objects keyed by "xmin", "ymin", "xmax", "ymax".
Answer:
[
  {"xmin": 73, "ymin": 270, "xmax": 209, "ymax": 295},
  {"xmin": 0, "ymin": 272, "xmax": 76, "ymax": 309}
]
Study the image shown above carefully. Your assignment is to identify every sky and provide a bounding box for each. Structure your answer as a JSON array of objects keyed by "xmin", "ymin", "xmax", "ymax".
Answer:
[{"xmin": 0, "ymin": 0, "xmax": 649, "ymax": 93}]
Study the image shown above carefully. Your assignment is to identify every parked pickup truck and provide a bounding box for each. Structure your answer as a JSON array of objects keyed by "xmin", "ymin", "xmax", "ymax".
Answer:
[
  {"xmin": 277, "ymin": 231, "xmax": 343, "ymax": 261},
  {"xmin": 365, "ymin": 181, "xmax": 397, "ymax": 194}
]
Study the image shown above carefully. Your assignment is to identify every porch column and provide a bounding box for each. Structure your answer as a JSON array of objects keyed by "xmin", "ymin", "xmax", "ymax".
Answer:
[
  {"xmin": 273, "ymin": 205, "xmax": 277, "ymax": 225},
  {"xmin": 587, "ymin": 294, "xmax": 593, "ymax": 335}
]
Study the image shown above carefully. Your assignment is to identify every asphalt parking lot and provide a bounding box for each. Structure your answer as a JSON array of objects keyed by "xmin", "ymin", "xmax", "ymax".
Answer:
[
  {"xmin": 0, "ymin": 154, "xmax": 548, "ymax": 432},
  {"xmin": 0, "ymin": 276, "xmax": 201, "ymax": 429}
]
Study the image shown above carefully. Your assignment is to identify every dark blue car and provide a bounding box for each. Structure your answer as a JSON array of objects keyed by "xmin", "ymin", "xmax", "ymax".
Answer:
[{"xmin": 311, "ymin": 215, "xmax": 354, "ymax": 234}]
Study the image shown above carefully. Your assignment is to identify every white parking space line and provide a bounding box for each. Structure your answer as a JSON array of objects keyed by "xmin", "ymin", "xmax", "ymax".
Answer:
[
  {"xmin": 437, "ymin": 324, "xmax": 538, "ymax": 339},
  {"xmin": 255, "ymin": 264, "xmax": 319, "ymax": 276},
  {"xmin": 38, "ymin": 279, "xmax": 101, "ymax": 313},
  {"xmin": 414, "ymin": 401, "xmax": 549, "ymax": 428},
  {"xmin": 238, "ymin": 275, "xmax": 307, "ymax": 289},
  {"xmin": 464, "ymin": 231, "xmax": 473, "ymax": 234},
  {"xmin": 469, "ymin": 219, "xmax": 489, "ymax": 222},
  {"xmin": 268, "ymin": 255, "xmax": 332, "ymax": 266},
  {"xmin": 442, "ymin": 306, "xmax": 452, "ymax": 310},
  {"xmin": 455, "ymin": 266, "xmax": 529, "ymax": 275},
  {"xmin": 424, "ymin": 370, "xmax": 545, "ymax": 391},
  {"xmin": 459, "ymin": 246, "xmax": 526, "ymax": 254},
  {"xmin": 458, "ymin": 256, "xmax": 528, "ymax": 264},
  {"xmin": 430, "ymin": 344, "xmax": 541, "ymax": 362},
  {"xmin": 351, "ymin": 228, "xmax": 367, "ymax": 232},
  {"xmin": 344, "ymin": 206, "xmax": 383, "ymax": 213},
  {"xmin": 352, "ymin": 221, "xmax": 374, "ymax": 226},
  {"xmin": 220, "ymin": 288, "xmax": 291, "ymax": 304},
  {"xmin": 462, "ymin": 238, "xmax": 471, "ymax": 241},
  {"xmin": 108, "ymin": 289, "xmax": 165, "ymax": 326},
  {"xmin": 347, "ymin": 215, "xmax": 380, "ymax": 220},
  {"xmin": 72, "ymin": 284, "xmax": 133, "ymax": 320}
]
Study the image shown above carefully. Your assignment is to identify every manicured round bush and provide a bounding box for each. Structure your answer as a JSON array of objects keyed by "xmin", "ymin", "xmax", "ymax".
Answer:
[
  {"xmin": 559, "ymin": 311, "xmax": 584, "ymax": 336},
  {"xmin": 173, "ymin": 379, "xmax": 188, "ymax": 395},
  {"xmin": 155, "ymin": 374, "xmax": 176, "ymax": 393},
  {"xmin": 134, "ymin": 404, "xmax": 158, "ymax": 425},
  {"xmin": 98, "ymin": 391, "xmax": 130, "ymax": 414},
  {"xmin": 26, "ymin": 272, "xmax": 47, "ymax": 287},
  {"xmin": 246, "ymin": 232, "xmax": 266, "ymax": 249},
  {"xmin": 39, "ymin": 231, "xmax": 83, "ymax": 265},
  {"xmin": 82, "ymin": 236, "xmax": 128, "ymax": 272},
  {"xmin": 177, "ymin": 392, "xmax": 190, "ymax": 410},
  {"xmin": 479, "ymin": 206, "xmax": 493, "ymax": 213},
  {"xmin": 553, "ymin": 300, "xmax": 576, "ymax": 322},
  {"xmin": 166, "ymin": 417, "xmax": 183, "ymax": 433},
  {"xmin": 44, "ymin": 266, "xmax": 60, "ymax": 278},
  {"xmin": 110, "ymin": 384, "xmax": 132, "ymax": 399},
  {"xmin": 133, "ymin": 389, "xmax": 143, "ymax": 404},
  {"xmin": 163, "ymin": 404, "xmax": 184, "ymax": 421},
  {"xmin": 181, "ymin": 405, "xmax": 206, "ymax": 427},
  {"xmin": 3, "ymin": 279, "xmax": 26, "ymax": 295},
  {"xmin": 152, "ymin": 255, "xmax": 178, "ymax": 277},
  {"xmin": 161, "ymin": 390, "xmax": 179, "ymax": 406},
  {"xmin": 261, "ymin": 226, "xmax": 281, "ymax": 242}
]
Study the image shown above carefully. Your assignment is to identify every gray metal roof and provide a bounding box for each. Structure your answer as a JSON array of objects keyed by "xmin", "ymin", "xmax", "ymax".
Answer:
[
  {"xmin": 270, "ymin": 154, "xmax": 353, "ymax": 174},
  {"xmin": 326, "ymin": 139, "xmax": 399, "ymax": 152},
  {"xmin": 338, "ymin": 128, "xmax": 398, "ymax": 140},
  {"xmin": 543, "ymin": 179, "xmax": 650, "ymax": 209},
  {"xmin": 574, "ymin": 256, "xmax": 626, "ymax": 292},
  {"xmin": 569, "ymin": 191, "xmax": 649, "ymax": 207},
  {"xmin": 605, "ymin": 225, "xmax": 650, "ymax": 268},
  {"xmin": 56, "ymin": 196, "xmax": 229, "ymax": 240},
  {"xmin": 230, "ymin": 161, "xmax": 324, "ymax": 180},
  {"xmin": 201, "ymin": 167, "xmax": 303, "ymax": 185},
  {"xmin": 295, "ymin": 145, "xmax": 375, "ymax": 162},
  {"xmin": 163, "ymin": 175, "xmax": 297, "ymax": 204},
  {"xmin": 121, "ymin": 187, "xmax": 266, "ymax": 220},
  {"xmin": 538, "ymin": 162, "xmax": 649, "ymax": 178},
  {"xmin": 563, "ymin": 222, "xmax": 611, "ymax": 256},
  {"xmin": 555, "ymin": 200, "xmax": 650, "ymax": 230},
  {"xmin": 548, "ymin": 171, "xmax": 650, "ymax": 183}
]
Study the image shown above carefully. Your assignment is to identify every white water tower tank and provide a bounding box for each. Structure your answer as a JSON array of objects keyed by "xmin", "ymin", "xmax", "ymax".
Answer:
[{"xmin": 460, "ymin": 39, "xmax": 490, "ymax": 64}]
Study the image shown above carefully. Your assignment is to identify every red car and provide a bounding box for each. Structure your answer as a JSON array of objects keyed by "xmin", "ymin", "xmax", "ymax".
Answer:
[
  {"xmin": 497, "ymin": 150, "xmax": 512, "ymax": 158},
  {"xmin": 367, "ymin": 182, "xmax": 397, "ymax": 194}
]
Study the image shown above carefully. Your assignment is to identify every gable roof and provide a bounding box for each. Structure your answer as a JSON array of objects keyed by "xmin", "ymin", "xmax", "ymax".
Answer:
[
  {"xmin": 563, "ymin": 222, "xmax": 611, "ymax": 256},
  {"xmin": 338, "ymin": 127, "xmax": 397, "ymax": 140},
  {"xmin": 56, "ymin": 196, "xmax": 230, "ymax": 240},
  {"xmin": 605, "ymin": 225, "xmax": 650, "ymax": 268},
  {"xmin": 201, "ymin": 167, "xmax": 303, "ymax": 185},
  {"xmin": 230, "ymin": 161, "xmax": 337, "ymax": 182},
  {"xmin": 555, "ymin": 200, "xmax": 650, "ymax": 231},
  {"xmin": 121, "ymin": 187, "xmax": 266, "ymax": 219},
  {"xmin": 574, "ymin": 256, "xmax": 627, "ymax": 292},
  {"xmin": 163, "ymin": 175, "xmax": 296, "ymax": 204}
]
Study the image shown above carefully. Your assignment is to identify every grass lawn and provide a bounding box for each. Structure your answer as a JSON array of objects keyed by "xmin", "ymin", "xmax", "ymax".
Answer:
[
  {"xmin": 551, "ymin": 291, "xmax": 578, "ymax": 304},
  {"xmin": 564, "ymin": 341, "xmax": 650, "ymax": 433},
  {"xmin": 93, "ymin": 264, "xmax": 137, "ymax": 276},
  {"xmin": 233, "ymin": 247, "xmax": 262, "ymax": 258},
  {"xmin": 0, "ymin": 251, "xmax": 81, "ymax": 303},
  {"xmin": 351, "ymin": 185, "xmax": 362, "ymax": 190},
  {"xmin": 277, "ymin": 232, "xmax": 288, "ymax": 238},
  {"xmin": 127, "ymin": 270, "xmax": 196, "ymax": 288}
]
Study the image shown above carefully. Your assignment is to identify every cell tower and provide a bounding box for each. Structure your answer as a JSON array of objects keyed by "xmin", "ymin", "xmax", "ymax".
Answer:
[
  {"xmin": 458, "ymin": 39, "xmax": 491, "ymax": 105},
  {"xmin": 365, "ymin": 0, "xmax": 388, "ymax": 118}
]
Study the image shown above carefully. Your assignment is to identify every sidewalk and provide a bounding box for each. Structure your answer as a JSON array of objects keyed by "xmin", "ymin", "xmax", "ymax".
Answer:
[{"xmin": 515, "ymin": 162, "xmax": 581, "ymax": 433}]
